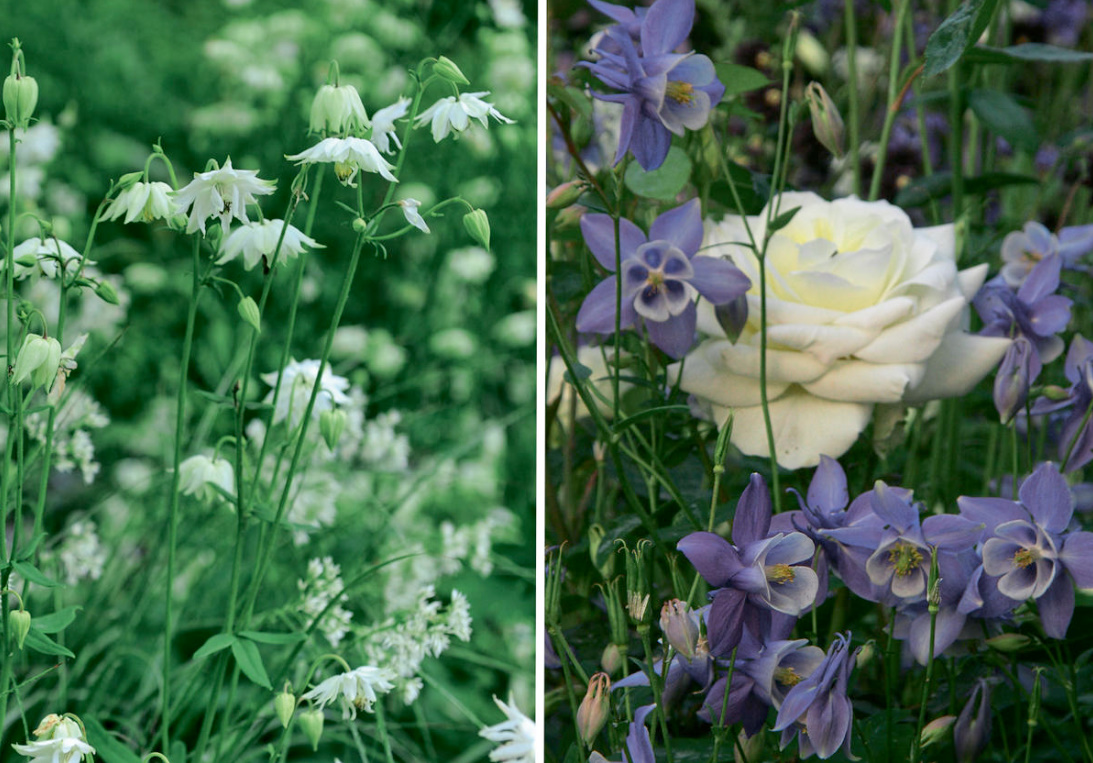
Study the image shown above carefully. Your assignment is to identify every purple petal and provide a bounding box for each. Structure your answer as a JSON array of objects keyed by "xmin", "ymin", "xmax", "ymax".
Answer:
[
  {"xmin": 645, "ymin": 301, "xmax": 696, "ymax": 358},
  {"xmin": 677, "ymin": 532, "xmax": 740, "ymax": 586},
  {"xmin": 909, "ymin": 607, "xmax": 966, "ymax": 665},
  {"xmin": 629, "ymin": 113, "xmax": 672, "ymax": 171},
  {"xmin": 869, "ymin": 480, "xmax": 918, "ymax": 531},
  {"xmin": 1027, "ymin": 294, "xmax": 1072, "ymax": 337},
  {"xmin": 576, "ymin": 276, "xmax": 625, "ymax": 334},
  {"xmin": 956, "ymin": 496, "xmax": 1024, "ymax": 535},
  {"xmin": 733, "ymin": 473, "xmax": 772, "ymax": 546},
  {"xmin": 1016, "ymin": 253, "xmax": 1062, "ymax": 305},
  {"xmin": 640, "ymin": 0, "xmax": 694, "ymax": 56},
  {"xmin": 580, "ymin": 214, "xmax": 647, "ymax": 271},
  {"xmin": 614, "ymin": 95, "xmax": 639, "ymax": 166},
  {"xmin": 1064, "ymin": 334, "xmax": 1093, "ymax": 383},
  {"xmin": 706, "ymin": 587, "xmax": 747, "ymax": 656},
  {"xmin": 649, "ymin": 198, "xmax": 703, "ymax": 256},
  {"xmin": 1038, "ymin": 574, "xmax": 1075, "ymax": 639},
  {"xmin": 765, "ymin": 533, "xmax": 816, "ymax": 566},
  {"xmin": 689, "ymin": 257, "xmax": 752, "ymax": 304},
  {"xmin": 981, "ymin": 536, "xmax": 1025, "ymax": 576},
  {"xmin": 809, "ymin": 455, "xmax": 849, "ymax": 515},
  {"xmin": 624, "ymin": 704, "xmax": 656, "ymax": 763},
  {"xmin": 922, "ymin": 514, "xmax": 984, "ymax": 551},
  {"xmin": 804, "ymin": 692, "xmax": 852, "ymax": 759},
  {"xmin": 587, "ymin": 0, "xmax": 638, "ymax": 25},
  {"xmin": 954, "ymin": 680, "xmax": 992, "ymax": 763},
  {"xmin": 1019, "ymin": 461, "xmax": 1073, "ymax": 533},
  {"xmin": 1060, "ymin": 531, "xmax": 1093, "ymax": 588}
]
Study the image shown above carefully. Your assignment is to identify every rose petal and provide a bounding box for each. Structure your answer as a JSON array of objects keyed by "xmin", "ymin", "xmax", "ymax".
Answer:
[
  {"xmin": 766, "ymin": 323, "xmax": 879, "ymax": 365},
  {"xmin": 854, "ymin": 296, "xmax": 966, "ymax": 363},
  {"xmin": 903, "ymin": 332, "xmax": 1012, "ymax": 403},
  {"xmin": 801, "ymin": 360, "xmax": 924, "ymax": 404}
]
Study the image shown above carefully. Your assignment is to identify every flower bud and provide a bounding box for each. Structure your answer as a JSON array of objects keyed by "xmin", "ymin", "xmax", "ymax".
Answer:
[
  {"xmin": 352, "ymin": 217, "xmax": 369, "ymax": 233},
  {"xmin": 854, "ymin": 640, "xmax": 876, "ymax": 669},
  {"xmin": 299, "ymin": 708, "xmax": 324, "ymax": 750},
  {"xmin": 10, "ymin": 608, "xmax": 31, "ymax": 650},
  {"xmin": 733, "ymin": 727, "xmax": 764, "ymax": 763},
  {"xmin": 309, "ymin": 83, "xmax": 369, "ymax": 135},
  {"xmin": 319, "ymin": 409, "xmax": 347, "ymax": 451},
  {"xmin": 546, "ymin": 180, "xmax": 584, "ymax": 209},
  {"xmin": 12, "ymin": 334, "xmax": 62, "ymax": 390},
  {"xmin": 553, "ymin": 204, "xmax": 584, "ymax": 230},
  {"xmin": 984, "ymin": 632, "xmax": 1031, "ymax": 653},
  {"xmin": 4, "ymin": 72, "xmax": 38, "ymax": 130},
  {"xmin": 714, "ymin": 294, "xmax": 748, "ymax": 344},
  {"xmin": 576, "ymin": 673, "xmax": 611, "ymax": 746},
  {"xmin": 920, "ymin": 714, "xmax": 956, "ymax": 746},
  {"xmin": 434, "ymin": 56, "xmax": 470, "ymax": 85},
  {"xmin": 274, "ymin": 686, "xmax": 296, "ymax": 728},
  {"xmin": 1040, "ymin": 384, "xmax": 1070, "ymax": 401},
  {"xmin": 994, "ymin": 338, "xmax": 1032, "ymax": 424},
  {"xmin": 659, "ymin": 599, "xmax": 699, "ymax": 660},
  {"xmin": 463, "ymin": 209, "xmax": 491, "ymax": 250},
  {"xmin": 805, "ymin": 82, "xmax": 845, "ymax": 158},
  {"xmin": 600, "ymin": 643, "xmax": 624, "ymax": 675},
  {"xmin": 95, "ymin": 280, "xmax": 120, "ymax": 305},
  {"xmin": 238, "ymin": 295, "xmax": 261, "ymax": 333}
]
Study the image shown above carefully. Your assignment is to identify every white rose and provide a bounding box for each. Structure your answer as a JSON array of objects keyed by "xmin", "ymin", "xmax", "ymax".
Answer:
[{"xmin": 672, "ymin": 192, "xmax": 1010, "ymax": 470}]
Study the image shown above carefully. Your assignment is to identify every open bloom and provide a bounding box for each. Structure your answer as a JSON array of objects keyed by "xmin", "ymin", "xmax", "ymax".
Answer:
[
  {"xmin": 13, "ymin": 715, "xmax": 96, "ymax": 763},
  {"xmin": 584, "ymin": 0, "xmax": 724, "ymax": 170},
  {"xmin": 103, "ymin": 181, "xmax": 176, "ymax": 224},
  {"xmin": 672, "ymin": 192, "xmax": 1011, "ymax": 469},
  {"xmin": 999, "ymin": 220, "xmax": 1093, "ymax": 287},
  {"xmin": 1031, "ymin": 334, "xmax": 1093, "ymax": 471},
  {"xmin": 397, "ymin": 199, "xmax": 430, "ymax": 233},
  {"xmin": 262, "ymin": 359, "xmax": 351, "ymax": 429},
  {"xmin": 301, "ymin": 665, "xmax": 396, "ymax": 719},
  {"xmin": 479, "ymin": 696, "xmax": 536, "ymax": 763},
  {"xmin": 10, "ymin": 237, "xmax": 86, "ymax": 279},
  {"xmin": 577, "ymin": 199, "xmax": 751, "ymax": 358},
  {"xmin": 179, "ymin": 454, "xmax": 234, "ymax": 502},
  {"xmin": 173, "ymin": 158, "xmax": 275, "ymax": 235},
  {"xmin": 773, "ymin": 633, "xmax": 859, "ymax": 759},
  {"xmin": 286, "ymin": 137, "xmax": 397, "ymax": 185},
  {"xmin": 371, "ymin": 97, "xmax": 411, "ymax": 153},
  {"xmin": 218, "ymin": 219, "xmax": 323, "ymax": 270},
  {"xmin": 414, "ymin": 92, "xmax": 514, "ymax": 142}
]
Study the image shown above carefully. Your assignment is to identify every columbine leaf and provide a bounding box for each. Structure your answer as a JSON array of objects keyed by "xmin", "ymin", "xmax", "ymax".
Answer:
[
  {"xmin": 83, "ymin": 719, "xmax": 141, "ymax": 763},
  {"xmin": 232, "ymin": 637, "xmax": 272, "ymax": 689},
  {"xmin": 923, "ymin": 0, "xmax": 1002, "ymax": 77},
  {"xmin": 30, "ymin": 606, "xmax": 81, "ymax": 634},
  {"xmin": 968, "ymin": 89, "xmax": 1039, "ymax": 151},
  {"xmin": 239, "ymin": 630, "xmax": 307, "ymax": 645},
  {"xmin": 24, "ymin": 628, "xmax": 75, "ymax": 658},
  {"xmin": 193, "ymin": 632, "xmax": 237, "ymax": 659},
  {"xmin": 11, "ymin": 560, "xmax": 62, "ymax": 588}
]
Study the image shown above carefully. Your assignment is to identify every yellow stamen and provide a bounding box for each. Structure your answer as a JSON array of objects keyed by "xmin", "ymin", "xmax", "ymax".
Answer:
[
  {"xmin": 774, "ymin": 666, "xmax": 803, "ymax": 687},
  {"xmin": 1012, "ymin": 548, "xmax": 1038, "ymax": 569},
  {"xmin": 665, "ymin": 80, "xmax": 695, "ymax": 105},
  {"xmin": 887, "ymin": 542, "xmax": 923, "ymax": 577},
  {"xmin": 767, "ymin": 563, "xmax": 795, "ymax": 585}
]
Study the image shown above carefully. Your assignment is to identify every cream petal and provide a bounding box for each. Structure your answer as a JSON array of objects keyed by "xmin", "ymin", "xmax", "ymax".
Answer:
[
  {"xmin": 889, "ymin": 259, "xmax": 957, "ymax": 298},
  {"xmin": 727, "ymin": 389, "xmax": 874, "ymax": 470},
  {"xmin": 903, "ymin": 332, "xmax": 1012, "ymax": 403},
  {"xmin": 853, "ymin": 296, "xmax": 966, "ymax": 363},
  {"xmin": 956, "ymin": 263, "xmax": 990, "ymax": 300},
  {"xmin": 916, "ymin": 223, "xmax": 956, "ymax": 260},
  {"xmin": 801, "ymin": 361, "xmax": 925, "ymax": 403},
  {"xmin": 833, "ymin": 296, "xmax": 915, "ymax": 331},
  {"xmin": 747, "ymin": 294, "xmax": 843, "ymax": 326},
  {"xmin": 704, "ymin": 339, "xmax": 831, "ymax": 383},
  {"xmin": 674, "ymin": 341, "xmax": 790, "ymax": 406},
  {"xmin": 766, "ymin": 323, "xmax": 879, "ymax": 365}
]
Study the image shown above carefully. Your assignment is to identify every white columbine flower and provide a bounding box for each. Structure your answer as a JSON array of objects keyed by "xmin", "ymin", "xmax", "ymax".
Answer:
[
  {"xmin": 414, "ymin": 91, "xmax": 515, "ymax": 142},
  {"xmin": 301, "ymin": 666, "xmax": 397, "ymax": 719},
  {"xmin": 371, "ymin": 97, "xmax": 411, "ymax": 153},
  {"xmin": 11, "ymin": 237, "xmax": 86, "ymax": 279},
  {"xmin": 178, "ymin": 453, "xmax": 234, "ymax": 502},
  {"xmin": 103, "ymin": 181, "xmax": 176, "ymax": 224},
  {"xmin": 172, "ymin": 157, "xmax": 276, "ymax": 236},
  {"xmin": 13, "ymin": 715, "xmax": 96, "ymax": 763},
  {"xmin": 218, "ymin": 219, "xmax": 323, "ymax": 270},
  {"xmin": 285, "ymin": 137, "xmax": 397, "ymax": 186},
  {"xmin": 262, "ymin": 358, "xmax": 351, "ymax": 429},
  {"xmin": 397, "ymin": 199, "xmax": 429, "ymax": 233},
  {"xmin": 479, "ymin": 697, "xmax": 536, "ymax": 763},
  {"xmin": 309, "ymin": 82, "xmax": 370, "ymax": 135}
]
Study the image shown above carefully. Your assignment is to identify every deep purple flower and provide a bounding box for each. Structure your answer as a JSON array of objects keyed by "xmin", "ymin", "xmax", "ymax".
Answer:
[
  {"xmin": 977, "ymin": 462, "xmax": 1093, "ymax": 638},
  {"xmin": 583, "ymin": 0, "xmax": 725, "ymax": 170},
  {"xmin": 773, "ymin": 633, "xmax": 859, "ymax": 760},
  {"xmin": 589, "ymin": 704, "xmax": 655, "ymax": 763},
  {"xmin": 1032, "ymin": 334, "xmax": 1093, "ymax": 471},
  {"xmin": 576, "ymin": 199, "xmax": 751, "ymax": 358},
  {"xmin": 953, "ymin": 679, "xmax": 992, "ymax": 763}
]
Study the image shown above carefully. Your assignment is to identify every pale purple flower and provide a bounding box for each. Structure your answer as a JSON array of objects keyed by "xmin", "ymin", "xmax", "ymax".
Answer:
[
  {"xmin": 589, "ymin": 704, "xmax": 654, "ymax": 763},
  {"xmin": 999, "ymin": 220, "xmax": 1093, "ymax": 287},
  {"xmin": 773, "ymin": 633, "xmax": 859, "ymax": 760},
  {"xmin": 953, "ymin": 679, "xmax": 992, "ymax": 763},
  {"xmin": 1031, "ymin": 334, "xmax": 1093, "ymax": 471},
  {"xmin": 583, "ymin": 0, "xmax": 725, "ymax": 170},
  {"xmin": 576, "ymin": 199, "xmax": 750, "ymax": 358}
]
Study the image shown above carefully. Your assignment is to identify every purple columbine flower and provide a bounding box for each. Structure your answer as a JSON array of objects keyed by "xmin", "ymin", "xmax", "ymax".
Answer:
[
  {"xmin": 589, "ymin": 704, "xmax": 655, "ymax": 763},
  {"xmin": 583, "ymin": 0, "xmax": 725, "ymax": 170},
  {"xmin": 772, "ymin": 633, "xmax": 859, "ymax": 760},
  {"xmin": 576, "ymin": 199, "xmax": 751, "ymax": 358},
  {"xmin": 979, "ymin": 461, "xmax": 1093, "ymax": 638},
  {"xmin": 953, "ymin": 679, "xmax": 992, "ymax": 763},
  {"xmin": 678, "ymin": 473, "xmax": 819, "ymax": 655},
  {"xmin": 999, "ymin": 221, "xmax": 1093, "ymax": 288},
  {"xmin": 1031, "ymin": 334, "xmax": 1093, "ymax": 472}
]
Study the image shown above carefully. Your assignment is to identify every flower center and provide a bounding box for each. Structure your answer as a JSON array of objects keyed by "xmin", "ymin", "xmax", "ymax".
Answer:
[
  {"xmin": 1012, "ymin": 547, "xmax": 1039, "ymax": 569},
  {"xmin": 766, "ymin": 563, "xmax": 795, "ymax": 585},
  {"xmin": 665, "ymin": 80, "xmax": 695, "ymax": 105},
  {"xmin": 887, "ymin": 542, "xmax": 923, "ymax": 577},
  {"xmin": 334, "ymin": 161, "xmax": 356, "ymax": 182},
  {"xmin": 642, "ymin": 271, "xmax": 665, "ymax": 300},
  {"xmin": 774, "ymin": 666, "xmax": 803, "ymax": 687}
]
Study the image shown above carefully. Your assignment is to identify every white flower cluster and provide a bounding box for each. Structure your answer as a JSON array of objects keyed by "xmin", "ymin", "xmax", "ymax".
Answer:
[
  {"xmin": 26, "ymin": 389, "xmax": 109, "ymax": 485},
  {"xmin": 301, "ymin": 664, "xmax": 397, "ymax": 720},
  {"xmin": 358, "ymin": 410, "xmax": 410, "ymax": 472},
  {"xmin": 440, "ymin": 509, "xmax": 514, "ymax": 577},
  {"xmin": 298, "ymin": 556, "xmax": 354, "ymax": 647},
  {"xmin": 1, "ymin": 122, "xmax": 61, "ymax": 202},
  {"xmin": 54, "ymin": 519, "xmax": 106, "ymax": 585},
  {"xmin": 287, "ymin": 470, "xmax": 340, "ymax": 545}
]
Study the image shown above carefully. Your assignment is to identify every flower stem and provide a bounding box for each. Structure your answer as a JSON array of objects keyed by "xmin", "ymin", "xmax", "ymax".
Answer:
[
  {"xmin": 868, "ymin": 0, "xmax": 910, "ymax": 201},
  {"xmin": 909, "ymin": 607, "xmax": 939, "ymax": 763},
  {"xmin": 843, "ymin": 0, "xmax": 861, "ymax": 197}
]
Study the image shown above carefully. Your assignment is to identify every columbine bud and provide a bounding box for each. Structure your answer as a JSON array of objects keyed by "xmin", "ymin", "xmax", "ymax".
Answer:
[
  {"xmin": 95, "ymin": 280, "xmax": 120, "ymax": 305},
  {"xmin": 352, "ymin": 217, "xmax": 369, "ymax": 233},
  {"xmin": 309, "ymin": 83, "xmax": 370, "ymax": 135},
  {"xmin": 855, "ymin": 640, "xmax": 876, "ymax": 669},
  {"xmin": 12, "ymin": 334, "xmax": 62, "ymax": 390},
  {"xmin": 984, "ymin": 633, "xmax": 1031, "ymax": 653},
  {"xmin": 299, "ymin": 708, "xmax": 324, "ymax": 750},
  {"xmin": 805, "ymin": 82, "xmax": 845, "ymax": 158},
  {"xmin": 238, "ymin": 295, "xmax": 261, "ymax": 333},
  {"xmin": 4, "ymin": 41, "xmax": 38, "ymax": 130},
  {"xmin": 319, "ymin": 409, "xmax": 347, "ymax": 451},
  {"xmin": 576, "ymin": 673, "xmax": 611, "ymax": 746},
  {"xmin": 920, "ymin": 715, "xmax": 956, "ymax": 746},
  {"xmin": 733, "ymin": 728, "xmax": 765, "ymax": 763},
  {"xmin": 1040, "ymin": 384, "xmax": 1070, "ymax": 401},
  {"xmin": 546, "ymin": 180, "xmax": 584, "ymax": 209},
  {"xmin": 274, "ymin": 685, "xmax": 296, "ymax": 728},
  {"xmin": 32, "ymin": 714, "xmax": 62, "ymax": 738},
  {"xmin": 714, "ymin": 294, "xmax": 748, "ymax": 344},
  {"xmin": 659, "ymin": 599, "xmax": 700, "ymax": 660},
  {"xmin": 600, "ymin": 643, "xmax": 624, "ymax": 675},
  {"xmin": 434, "ymin": 56, "xmax": 470, "ymax": 85},
  {"xmin": 10, "ymin": 609, "xmax": 31, "ymax": 650},
  {"xmin": 463, "ymin": 209, "xmax": 491, "ymax": 250}
]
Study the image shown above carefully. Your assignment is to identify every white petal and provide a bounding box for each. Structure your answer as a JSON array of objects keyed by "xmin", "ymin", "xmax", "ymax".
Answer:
[
  {"xmin": 673, "ymin": 341, "xmax": 790, "ymax": 407},
  {"xmin": 903, "ymin": 332, "xmax": 1012, "ymax": 403},
  {"xmin": 956, "ymin": 263, "xmax": 990, "ymax": 300},
  {"xmin": 766, "ymin": 322, "xmax": 879, "ymax": 365},
  {"xmin": 854, "ymin": 296, "xmax": 966, "ymax": 363},
  {"xmin": 801, "ymin": 360, "xmax": 924, "ymax": 403}
]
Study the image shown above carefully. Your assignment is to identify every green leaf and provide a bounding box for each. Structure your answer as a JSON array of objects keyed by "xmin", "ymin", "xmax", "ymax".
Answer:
[
  {"xmin": 562, "ymin": 361, "xmax": 592, "ymax": 385},
  {"xmin": 923, "ymin": 0, "xmax": 1002, "ymax": 78},
  {"xmin": 968, "ymin": 89, "xmax": 1039, "ymax": 151},
  {"xmin": 84, "ymin": 719, "xmax": 142, "ymax": 763},
  {"xmin": 974, "ymin": 43, "xmax": 1093, "ymax": 64},
  {"xmin": 624, "ymin": 145, "xmax": 692, "ymax": 200},
  {"xmin": 239, "ymin": 630, "xmax": 307, "ymax": 645},
  {"xmin": 24, "ymin": 628, "xmax": 75, "ymax": 658},
  {"xmin": 30, "ymin": 606, "xmax": 81, "ymax": 634},
  {"xmin": 193, "ymin": 632, "xmax": 237, "ymax": 659},
  {"xmin": 11, "ymin": 560, "xmax": 62, "ymax": 588},
  {"xmin": 611, "ymin": 405, "xmax": 692, "ymax": 434},
  {"xmin": 231, "ymin": 638, "xmax": 272, "ymax": 689},
  {"xmin": 714, "ymin": 63, "xmax": 770, "ymax": 98},
  {"xmin": 766, "ymin": 206, "xmax": 801, "ymax": 236}
]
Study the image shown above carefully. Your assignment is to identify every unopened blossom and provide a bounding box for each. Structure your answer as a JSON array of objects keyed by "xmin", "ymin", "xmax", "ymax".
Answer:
[
  {"xmin": 397, "ymin": 199, "xmax": 430, "ymax": 233},
  {"xmin": 13, "ymin": 715, "xmax": 95, "ymax": 763},
  {"xmin": 1031, "ymin": 334, "xmax": 1093, "ymax": 471},
  {"xmin": 577, "ymin": 199, "xmax": 751, "ymax": 358},
  {"xmin": 584, "ymin": 0, "xmax": 724, "ymax": 170},
  {"xmin": 479, "ymin": 696, "xmax": 536, "ymax": 763},
  {"xmin": 178, "ymin": 453, "xmax": 234, "ymax": 502},
  {"xmin": 218, "ymin": 218, "xmax": 323, "ymax": 270},
  {"xmin": 773, "ymin": 633, "xmax": 859, "ymax": 759},
  {"xmin": 103, "ymin": 181, "xmax": 176, "ymax": 224},
  {"xmin": 173, "ymin": 157, "xmax": 275, "ymax": 235},
  {"xmin": 309, "ymin": 82, "xmax": 369, "ymax": 135},
  {"xmin": 371, "ymin": 97, "xmax": 411, "ymax": 153},
  {"xmin": 301, "ymin": 665, "xmax": 396, "ymax": 719},
  {"xmin": 10, "ymin": 237, "xmax": 86, "ymax": 279},
  {"xmin": 589, "ymin": 704, "xmax": 654, "ymax": 763},
  {"xmin": 953, "ymin": 679, "xmax": 992, "ymax": 763},
  {"xmin": 285, "ymin": 136, "xmax": 397, "ymax": 185},
  {"xmin": 262, "ymin": 358, "xmax": 351, "ymax": 429},
  {"xmin": 414, "ymin": 91, "xmax": 514, "ymax": 142}
]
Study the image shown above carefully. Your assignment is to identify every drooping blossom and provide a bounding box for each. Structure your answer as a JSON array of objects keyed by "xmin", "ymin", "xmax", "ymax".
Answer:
[
  {"xmin": 10, "ymin": 236, "xmax": 86, "ymax": 279},
  {"xmin": 576, "ymin": 199, "xmax": 750, "ymax": 358},
  {"xmin": 309, "ymin": 82, "xmax": 369, "ymax": 135},
  {"xmin": 479, "ymin": 696, "xmax": 536, "ymax": 763},
  {"xmin": 371, "ymin": 97, "xmax": 411, "ymax": 153},
  {"xmin": 218, "ymin": 218, "xmax": 323, "ymax": 270},
  {"xmin": 1031, "ymin": 334, "xmax": 1093, "ymax": 471},
  {"xmin": 12, "ymin": 715, "xmax": 96, "ymax": 763},
  {"xmin": 583, "ymin": 0, "xmax": 724, "ymax": 170},
  {"xmin": 178, "ymin": 453, "xmax": 234, "ymax": 502},
  {"xmin": 397, "ymin": 199, "xmax": 430, "ymax": 233},
  {"xmin": 301, "ymin": 665, "xmax": 396, "ymax": 719},
  {"xmin": 102, "ymin": 180, "xmax": 176, "ymax": 224},
  {"xmin": 262, "ymin": 358, "xmax": 351, "ymax": 429},
  {"xmin": 953, "ymin": 679, "xmax": 992, "ymax": 763},
  {"xmin": 286, "ymin": 137, "xmax": 397, "ymax": 185},
  {"xmin": 414, "ymin": 92, "xmax": 514, "ymax": 143},
  {"xmin": 172, "ymin": 157, "xmax": 275, "ymax": 235}
]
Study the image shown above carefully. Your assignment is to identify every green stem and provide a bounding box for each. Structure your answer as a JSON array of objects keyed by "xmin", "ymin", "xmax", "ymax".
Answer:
[
  {"xmin": 844, "ymin": 0, "xmax": 861, "ymax": 197},
  {"xmin": 909, "ymin": 606, "xmax": 939, "ymax": 763},
  {"xmin": 868, "ymin": 0, "xmax": 910, "ymax": 201},
  {"xmin": 885, "ymin": 606, "xmax": 897, "ymax": 763}
]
